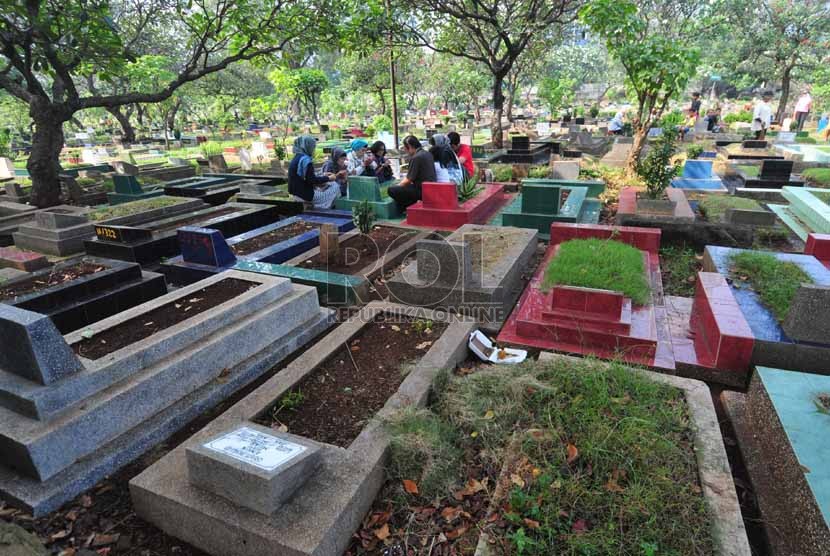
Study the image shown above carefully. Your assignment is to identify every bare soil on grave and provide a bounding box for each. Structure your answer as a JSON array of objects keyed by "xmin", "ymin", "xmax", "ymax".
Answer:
[
  {"xmin": 149, "ymin": 207, "xmax": 239, "ymax": 232},
  {"xmin": 72, "ymin": 278, "xmax": 258, "ymax": 360},
  {"xmin": 299, "ymin": 226, "xmax": 415, "ymax": 274},
  {"xmin": 0, "ymin": 262, "xmax": 106, "ymax": 301},
  {"xmin": 231, "ymin": 220, "xmax": 321, "ymax": 256},
  {"xmin": 255, "ymin": 315, "xmax": 448, "ymax": 447}
]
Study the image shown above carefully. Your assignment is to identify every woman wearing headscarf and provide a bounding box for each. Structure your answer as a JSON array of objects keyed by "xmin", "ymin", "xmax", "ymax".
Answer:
[
  {"xmin": 428, "ymin": 133, "xmax": 461, "ymax": 183},
  {"xmin": 369, "ymin": 141, "xmax": 394, "ymax": 183},
  {"xmin": 321, "ymin": 147, "xmax": 349, "ymax": 196},
  {"xmin": 346, "ymin": 138, "xmax": 375, "ymax": 176},
  {"xmin": 288, "ymin": 135, "xmax": 341, "ymax": 209}
]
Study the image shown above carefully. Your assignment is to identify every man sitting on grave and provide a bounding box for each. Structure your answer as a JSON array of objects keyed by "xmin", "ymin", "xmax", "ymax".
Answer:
[
  {"xmin": 388, "ymin": 135, "xmax": 436, "ymax": 212},
  {"xmin": 751, "ymin": 91, "xmax": 774, "ymax": 140},
  {"xmin": 288, "ymin": 135, "xmax": 341, "ymax": 209}
]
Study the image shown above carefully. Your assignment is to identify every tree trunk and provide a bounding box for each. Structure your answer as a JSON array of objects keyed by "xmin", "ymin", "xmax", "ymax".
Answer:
[
  {"xmin": 626, "ymin": 127, "xmax": 648, "ymax": 171},
  {"xmin": 776, "ymin": 64, "xmax": 794, "ymax": 123},
  {"xmin": 506, "ymin": 83, "xmax": 516, "ymax": 123},
  {"xmin": 167, "ymin": 100, "xmax": 181, "ymax": 134},
  {"xmin": 107, "ymin": 106, "xmax": 135, "ymax": 144},
  {"xmin": 491, "ymin": 73, "xmax": 506, "ymax": 148},
  {"xmin": 28, "ymin": 107, "xmax": 68, "ymax": 208},
  {"xmin": 377, "ymin": 90, "xmax": 387, "ymax": 117}
]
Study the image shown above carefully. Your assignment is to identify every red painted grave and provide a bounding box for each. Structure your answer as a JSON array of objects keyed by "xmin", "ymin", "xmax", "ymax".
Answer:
[
  {"xmin": 499, "ymin": 223, "xmax": 674, "ymax": 369},
  {"xmin": 405, "ymin": 182, "xmax": 512, "ymax": 231},
  {"xmin": 805, "ymin": 233, "xmax": 830, "ymax": 270},
  {"xmin": 0, "ymin": 246, "xmax": 50, "ymax": 272}
]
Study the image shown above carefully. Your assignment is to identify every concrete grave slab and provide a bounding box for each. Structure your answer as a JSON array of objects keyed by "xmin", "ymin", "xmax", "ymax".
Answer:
[
  {"xmin": 0, "ymin": 269, "xmax": 333, "ymax": 516},
  {"xmin": 12, "ymin": 206, "xmax": 93, "ymax": 256},
  {"xmin": 131, "ymin": 302, "xmax": 475, "ymax": 556},
  {"xmin": 0, "ymin": 246, "xmax": 49, "ymax": 272}
]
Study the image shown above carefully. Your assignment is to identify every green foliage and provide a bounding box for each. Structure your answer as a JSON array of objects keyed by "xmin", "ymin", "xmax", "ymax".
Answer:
[
  {"xmin": 528, "ymin": 166, "xmax": 550, "ymax": 179},
  {"xmin": 659, "ymin": 244, "xmax": 700, "ymax": 297},
  {"xmin": 457, "ymin": 174, "xmax": 480, "ymax": 203},
  {"xmin": 412, "ymin": 319, "xmax": 434, "ymax": 334},
  {"xmin": 273, "ymin": 143, "xmax": 287, "ymax": 161},
  {"xmin": 371, "ymin": 114, "xmax": 393, "ymax": 133},
  {"xmin": 88, "ymin": 197, "xmax": 184, "ymax": 221},
  {"xmin": 542, "ymin": 238, "xmax": 651, "ymax": 304},
  {"xmin": 731, "ymin": 251, "xmax": 813, "ymax": 321},
  {"xmin": 636, "ymin": 129, "xmax": 681, "ymax": 199},
  {"xmin": 539, "ymin": 76, "xmax": 577, "ymax": 115},
  {"xmin": 0, "ymin": 129, "xmax": 11, "ymax": 158},
  {"xmin": 271, "ymin": 390, "xmax": 305, "ymax": 420},
  {"xmin": 491, "ymin": 164, "xmax": 513, "ymax": 182},
  {"xmin": 658, "ymin": 110, "xmax": 684, "ymax": 129},
  {"xmin": 269, "ymin": 68, "xmax": 328, "ymax": 121},
  {"xmin": 797, "ymin": 137, "xmax": 817, "ymax": 144},
  {"xmin": 352, "ymin": 200, "xmax": 375, "ymax": 234},
  {"xmin": 698, "ymin": 195, "xmax": 761, "ymax": 221},
  {"xmin": 200, "ymin": 142, "xmax": 223, "ymax": 158},
  {"xmin": 723, "ymin": 110, "xmax": 753, "ymax": 124},
  {"xmin": 589, "ymin": 105, "xmax": 600, "ymax": 118},
  {"xmin": 686, "ymin": 144, "xmax": 704, "ymax": 159}
]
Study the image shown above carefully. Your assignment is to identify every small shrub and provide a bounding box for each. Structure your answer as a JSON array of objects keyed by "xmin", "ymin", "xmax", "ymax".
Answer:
[
  {"xmin": 271, "ymin": 390, "xmax": 305, "ymax": 420},
  {"xmin": 723, "ymin": 110, "xmax": 753, "ymax": 124},
  {"xmin": 527, "ymin": 166, "xmax": 550, "ymax": 179},
  {"xmin": 797, "ymin": 136, "xmax": 817, "ymax": 144},
  {"xmin": 636, "ymin": 128, "xmax": 681, "ymax": 199},
  {"xmin": 491, "ymin": 164, "xmax": 513, "ymax": 182},
  {"xmin": 352, "ymin": 199, "xmax": 375, "ymax": 234},
  {"xmin": 200, "ymin": 141, "xmax": 223, "ymax": 158},
  {"xmin": 589, "ymin": 105, "xmax": 600, "ymax": 118},
  {"xmin": 658, "ymin": 110, "xmax": 684, "ymax": 129},
  {"xmin": 371, "ymin": 114, "xmax": 393, "ymax": 133},
  {"xmin": 686, "ymin": 144, "xmax": 704, "ymax": 159},
  {"xmin": 0, "ymin": 129, "xmax": 11, "ymax": 158},
  {"xmin": 457, "ymin": 174, "xmax": 481, "ymax": 203},
  {"xmin": 274, "ymin": 143, "xmax": 287, "ymax": 161}
]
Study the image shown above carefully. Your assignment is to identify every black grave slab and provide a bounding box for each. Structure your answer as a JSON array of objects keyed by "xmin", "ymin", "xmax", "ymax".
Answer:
[
  {"xmin": 738, "ymin": 159, "xmax": 806, "ymax": 189},
  {"xmin": 0, "ymin": 256, "xmax": 167, "ymax": 333},
  {"xmin": 83, "ymin": 203, "xmax": 279, "ymax": 265}
]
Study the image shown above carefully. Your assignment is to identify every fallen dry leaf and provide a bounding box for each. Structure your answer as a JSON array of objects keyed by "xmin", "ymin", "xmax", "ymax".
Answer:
[
  {"xmin": 441, "ymin": 506, "xmax": 465, "ymax": 522},
  {"xmin": 566, "ymin": 443, "xmax": 579, "ymax": 464},
  {"xmin": 445, "ymin": 525, "xmax": 468, "ymax": 540},
  {"xmin": 49, "ymin": 529, "xmax": 71, "ymax": 543},
  {"xmin": 483, "ymin": 409, "xmax": 495, "ymax": 420},
  {"xmin": 415, "ymin": 341, "xmax": 433, "ymax": 350},
  {"xmin": 605, "ymin": 478, "xmax": 624, "ymax": 493},
  {"xmin": 80, "ymin": 495, "xmax": 92, "ymax": 508},
  {"xmin": 91, "ymin": 533, "xmax": 120, "ymax": 547},
  {"xmin": 391, "ymin": 325, "xmax": 401, "ymax": 332},
  {"xmin": 572, "ymin": 519, "xmax": 589, "ymax": 534},
  {"xmin": 523, "ymin": 518, "xmax": 540, "ymax": 529},
  {"xmin": 374, "ymin": 523, "xmax": 391, "ymax": 540},
  {"xmin": 402, "ymin": 479, "xmax": 419, "ymax": 495},
  {"xmin": 510, "ymin": 473, "xmax": 525, "ymax": 488}
]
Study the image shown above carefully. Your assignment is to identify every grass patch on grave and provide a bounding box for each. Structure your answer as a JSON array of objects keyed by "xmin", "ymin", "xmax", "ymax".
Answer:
[
  {"xmin": 351, "ymin": 357, "xmax": 714, "ymax": 555},
  {"xmin": 803, "ymin": 168, "xmax": 830, "ymax": 188},
  {"xmin": 736, "ymin": 164, "xmax": 759, "ymax": 177},
  {"xmin": 697, "ymin": 195, "xmax": 761, "ymax": 222},
  {"xmin": 88, "ymin": 197, "xmax": 187, "ymax": 221},
  {"xmin": 660, "ymin": 244, "xmax": 701, "ymax": 297},
  {"xmin": 490, "ymin": 164, "xmax": 513, "ymax": 182},
  {"xmin": 256, "ymin": 315, "xmax": 447, "ymax": 447},
  {"xmin": 541, "ymin": 238, "xmax": 651, "ymax": 304},
  {"xmin": 730, "ymin": 251, "xmax": 813, "ymax": 321}
]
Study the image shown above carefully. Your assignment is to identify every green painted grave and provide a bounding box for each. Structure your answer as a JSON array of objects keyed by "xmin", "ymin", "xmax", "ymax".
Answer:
[
  {"xmin": 498, "ymin": 180, "xmax": 601, "ymax": 238},
  {"xmin": 335, "ymin": 175, "xmax": 400, "ymax": 219},
  {"xmin": 769, "ymin": 186, "xmax": 830, "ymax": 240},
  {"xmin": 234, "ymin": 260, "xmax": 370, "ymax": 306},
  {"xmin": 106, "ymin": 175, "xmax": 164, "ymax": 205}
]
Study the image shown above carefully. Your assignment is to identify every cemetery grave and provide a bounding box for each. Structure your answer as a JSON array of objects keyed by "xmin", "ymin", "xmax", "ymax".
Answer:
[
  {"xmin": 163, "ymin": 176, "xmax": 241, "ymax": 206},
  {"xmin": 0, "ymin": 245, "xmax": 49, "ymax": 272},
  {"xmin": 335, "ymin": 175, "xmax": 401, "ymax": 219},
  {"xmin": 85, "ymin": 195, "xmax": 197, "ymax": 222},
  {"xmin": 488, "ymin": 135, "xmax": 554, "ymax": 164},
  {"xmin": 130, "ymin": 302, "xmax": 476, "ymax": 556},
  {"xmin": 722, "ymin": 367, "xmax": 830, "ymax": 556},
  {"xmin": 699, "ymin": 236, "xmax": 830, "ymax": 373},
  {"xmin": 616, "ymin": 186, "xmax": 695, "ymax": 224},
  {"xmin": 83, "ymin": 202, "xmax": 279, "ymax": 265},
  {"xmin": 599, "ymin": 136, "xmax": 634, "ymax": 167},
  {"xmin": 769, "ymin": 186, "xmax": 830, "ymax": 240},
  {"xmin": 0, "ymin": 255, "xmax": 166, "ymax": 333},
  {"xmin": 106, "ymin": 174, "xmax": 165, "ymax": 205},
  {"xmin": 495, "ymin": 179, "xmax": 604, "ymax": 237},
  {"xmin": 12, "ymin": 206, "xmax": 93, "ymax": 256},
  {"xmin": 696, "ymin": 195, "xmax": 777, "ymax": 227},
  {"xmin": 404, "ymin": 181, "xmax": 512, "ymax": 230},
  {"xmin": 0, "ymin": 269, "xmax": 332, "ymax": 516},
  {"xmin": 350, "ymin": 353, "xmax": 748, "ymax": 555},
  {"xmin": 718, "ymin": 141, "xmax": 785, "ymax": 161},
  {"xmin": 0, "ymin": 201, "xmax": 39, "ymax": 246},
  {"xmin": 386, "ymin": 224, "xmax": 537, "ymax": 332},
  {"xmin": 161, "ymin": 213, "xmax": 355, "ymax": 285},
  {"xmin": 735, "ymin": 159, "xmax": 805, "ymax": 191},
  {"xmin": 671, "ymin": 159, "xmax": 727, "ymax": 191}
]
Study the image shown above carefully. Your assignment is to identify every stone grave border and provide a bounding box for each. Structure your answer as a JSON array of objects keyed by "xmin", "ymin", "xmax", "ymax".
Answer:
[{"xmin": 130, "ymin": 301, "xmax": 476, "ymax": 556}]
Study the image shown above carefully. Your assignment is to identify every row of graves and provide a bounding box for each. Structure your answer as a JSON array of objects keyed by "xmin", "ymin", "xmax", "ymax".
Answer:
[{"xmin": 0, "ymin": 134, "xmax": 828, "ymax": 556}]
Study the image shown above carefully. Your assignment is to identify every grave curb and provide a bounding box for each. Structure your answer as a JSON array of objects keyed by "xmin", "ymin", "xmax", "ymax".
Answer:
[
  {"xmin": 721, "ymin": 375, "xmax": 830, "ymax": 556},
  {"xmin": 514, "ymin": 353, "xmax": 751, "ymax": 556},
  {"xmin": 130, "ymin": 301, "xmax": 476, "ymax": 556}
]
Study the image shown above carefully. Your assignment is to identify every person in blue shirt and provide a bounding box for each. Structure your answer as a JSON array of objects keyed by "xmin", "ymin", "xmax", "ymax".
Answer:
[
  {"xmin": 608, "ymin": 108, "xmax": 627, "ymax": 135},
  {"xmin": 288, "ymin": 135, "xmax": 340, "ymax": 209}
]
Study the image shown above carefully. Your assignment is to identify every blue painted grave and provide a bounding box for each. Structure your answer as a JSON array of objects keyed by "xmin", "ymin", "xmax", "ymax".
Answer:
[{"xmin": 671, "ymin": 159, "xmax": 726, "ymax": 191}]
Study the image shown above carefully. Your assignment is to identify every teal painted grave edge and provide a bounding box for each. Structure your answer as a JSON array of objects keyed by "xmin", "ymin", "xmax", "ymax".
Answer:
[
  {"xmin": 106, "ymin": 190, "xmax": 165, "ymax": 206},
  {"xmin": 521, "ymin": 178, "xmax": 605, "ymax": 198},
  {"xmin": 756, "ymin": 366, "xmax": 830, "ymax": 526},
  {"xmin": 233, "ymin": 260, "xmax": 368, "ymax": 304}
]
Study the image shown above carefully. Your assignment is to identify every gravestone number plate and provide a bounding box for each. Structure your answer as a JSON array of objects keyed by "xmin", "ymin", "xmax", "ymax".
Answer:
[
  {"xmin": 94, "ymin": 225, "xmax": 153, "ymax": 243},
  {"xmin": 204, "ymin": 426, "xmax": 306, "ymax": 471}
]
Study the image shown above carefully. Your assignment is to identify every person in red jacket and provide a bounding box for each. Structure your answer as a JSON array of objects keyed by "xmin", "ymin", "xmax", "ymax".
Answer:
[{"xmin": 448, "ymin": 131, "xmax": 475, "ymax": 179}]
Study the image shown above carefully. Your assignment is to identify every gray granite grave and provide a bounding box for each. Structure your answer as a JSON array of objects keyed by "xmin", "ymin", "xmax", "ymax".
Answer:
[
  {"xmin": 782, "ymin": 284, "xmax": 830, "ymax": 345},
  {"xmin": 386, "ymin": 224, "xmax": 538, "ymax": 332},
  {"xmin": 551, "ymin": 160, "xmax": 580, "ymax": 180},
  {"xmin": 4, "ymin": 183, "xmax": 29, "ymax": 204},
  {"xmin": 112, "ymin": 160, "xmax": 139, "ymax": 175},
  {"xmin": 131, "ymin": 302, "xmax": 476, "ymax": 556},
  {"xmin": 12, "ymin": 206, "xmax": 93, "ymax": 256},
  {"xmin": 0, "ymin": 270, "xmax": 333, "ymax": 516}
]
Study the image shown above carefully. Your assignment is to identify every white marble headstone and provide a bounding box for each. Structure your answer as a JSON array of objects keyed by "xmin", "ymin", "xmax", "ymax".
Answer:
[
  {"xmin": 239, "ymin": 148, "xmax": 253, "ymax": 171},
  {"xmin": 0, "ymin": 157, "xmax": 15, "ymax": 179},
  {"xmin": 251, "ymin": 141, "xmax": 269, "ymax": 159}
]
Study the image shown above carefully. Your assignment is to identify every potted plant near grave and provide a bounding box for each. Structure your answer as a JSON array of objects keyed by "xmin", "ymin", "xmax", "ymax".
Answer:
[
  {"xmin": 270, "ymin": 142, "xmax": 288, "ymax": 174},
  {"xmin": 635, "ymin": 126, "xmax": 681, "ymax": 215},
  {"xmin": 67, "ymin": 148, "xmax": 82, "ymax": 164}
]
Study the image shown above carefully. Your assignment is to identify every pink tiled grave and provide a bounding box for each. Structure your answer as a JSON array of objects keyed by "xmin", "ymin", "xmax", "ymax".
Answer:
[
  {"xmin": 405, "ymin": 182, "xmax": 512, "ymax": 230},
  {"xmin": 0, "ymin": 246, "xmax": 49, "ymax": 272},
  {"xmin": 498, "ymin": 223, "xmax": 675, "ymax": 369}
]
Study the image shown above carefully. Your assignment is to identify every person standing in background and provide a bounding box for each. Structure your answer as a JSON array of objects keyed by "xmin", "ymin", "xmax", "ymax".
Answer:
[
  {"xmin": 751, "ymin": 91, "xmax": 774, "ymax": 140},
  {"xmin": 690, "ymin": 92, "xmax": 702, "ymax": 117},
  {"xmin": 793, "ymin": 89, "xmax": 813, "ymax": 132}
]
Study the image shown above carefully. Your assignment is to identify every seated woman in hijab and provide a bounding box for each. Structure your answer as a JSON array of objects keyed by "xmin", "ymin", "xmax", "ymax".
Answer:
[
  {"xmin": 347, "ymin": 138, "xmax": 375, "ymax": 176},
  {"xmin": 429, "ymin": 133, "xmax": 462, "ymax": 183},
  {"xmin": 321, "ymin": 147, "xmax": 349, "ymax": 196},
  {"xmin": 288, "ymin": 135, "xmax": 341, "ymax": 209},
  {"xmin": 369, "ymin": 141, "xmax": 394, "ymax": 183}
]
